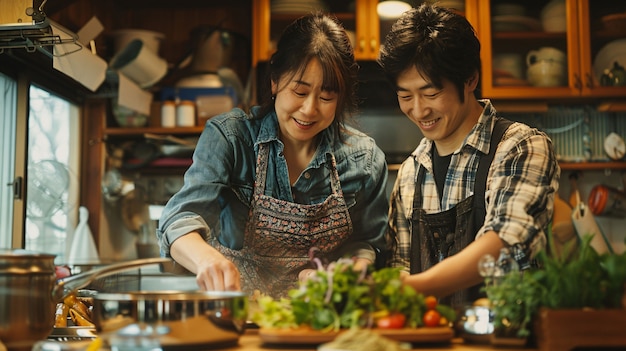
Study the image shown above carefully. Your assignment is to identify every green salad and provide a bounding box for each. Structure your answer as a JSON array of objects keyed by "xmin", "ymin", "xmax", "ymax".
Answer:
[{"xmin": 251, "ymin": 258, "xmax": 456, "ymax": 332}]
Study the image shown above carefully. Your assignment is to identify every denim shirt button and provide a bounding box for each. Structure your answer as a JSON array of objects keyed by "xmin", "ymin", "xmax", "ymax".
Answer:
[{"xmin": 304, "ymin": 172, "xmax": 311, "ymax": 179}]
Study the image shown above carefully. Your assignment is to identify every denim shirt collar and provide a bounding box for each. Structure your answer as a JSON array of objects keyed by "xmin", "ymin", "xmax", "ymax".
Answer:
[{"xmin": 255, "ymin": 109, "xmax": 335, "ymax": 168}]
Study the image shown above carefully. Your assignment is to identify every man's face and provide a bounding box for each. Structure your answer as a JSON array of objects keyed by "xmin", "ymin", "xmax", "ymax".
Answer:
[{"xmin": 395, "ymin": 66, "xmax": 478, "ymax": 155}]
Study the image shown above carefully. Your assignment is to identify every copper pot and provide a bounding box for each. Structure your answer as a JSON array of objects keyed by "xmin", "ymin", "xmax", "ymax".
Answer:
[{"xmin": 0, "ymin": 250, "xmax": 169, "ymax": 351}]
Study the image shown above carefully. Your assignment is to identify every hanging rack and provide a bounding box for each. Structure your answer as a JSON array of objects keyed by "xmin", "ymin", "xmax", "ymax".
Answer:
[{"xmin": 0, "ymin": 7, "xmax": 82, "ymax": 59}]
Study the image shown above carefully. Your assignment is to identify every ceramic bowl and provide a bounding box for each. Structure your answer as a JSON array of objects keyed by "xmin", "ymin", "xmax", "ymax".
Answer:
[
  {"xmin": 493, "ymin": 3, "xmax": 525, "ymax": 16},
  {"xmin": 541, "ymin": 0, "xmax": 566, "ymax": 32}
]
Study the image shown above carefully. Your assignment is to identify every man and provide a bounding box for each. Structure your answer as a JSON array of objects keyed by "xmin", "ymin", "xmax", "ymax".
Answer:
[{"xmin": 378, "ymin": 4, "xmax": 560, "ymax": 307}]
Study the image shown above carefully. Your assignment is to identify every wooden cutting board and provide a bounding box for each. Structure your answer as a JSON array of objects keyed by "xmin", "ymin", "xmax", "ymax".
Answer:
[{"xmin": 258, "ymin": 326, "xmax": 454, "ymax": 344}]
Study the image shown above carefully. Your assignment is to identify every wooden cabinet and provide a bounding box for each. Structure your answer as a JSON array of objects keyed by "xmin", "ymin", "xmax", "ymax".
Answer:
[
  {"xmin": 477, "ymin": 0, "xmax": 626, "ymax": 100},
  {"xmin": 252, "ymin": 0, "xmax": 478, "ymax": 64},
  {"xmin": 252, "ymin": 0, "xmax": 377, "ymax": 62}
]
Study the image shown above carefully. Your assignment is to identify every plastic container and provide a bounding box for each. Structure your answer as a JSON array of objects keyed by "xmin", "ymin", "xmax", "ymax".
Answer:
[
  {"xmin": 160, "ymin": 100, "xmax": 176, "ymax": 127},
  {"xmin": 176, "ymin": 100, "xmax": 196, "ymax": 127}
]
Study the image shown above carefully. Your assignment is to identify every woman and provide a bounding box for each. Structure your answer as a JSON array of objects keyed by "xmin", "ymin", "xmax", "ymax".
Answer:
[{"xmin": 157, "ymin": 12, "xmax": 389, "ymax": 298}]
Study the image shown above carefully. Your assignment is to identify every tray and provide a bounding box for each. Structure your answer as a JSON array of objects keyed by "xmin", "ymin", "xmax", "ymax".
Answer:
[{"xmin": 258, "ymin": 326, "xmax": 454, "ymax": 345}]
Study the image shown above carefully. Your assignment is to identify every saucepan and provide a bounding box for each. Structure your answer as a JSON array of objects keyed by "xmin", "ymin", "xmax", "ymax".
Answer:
[
  {"xmin": 0, "ymin": 250, "xmax": 247, "ymax": 351},
  {"xmin": 92, "ymin": 290, "xmax": 248, "ymax": 349}
]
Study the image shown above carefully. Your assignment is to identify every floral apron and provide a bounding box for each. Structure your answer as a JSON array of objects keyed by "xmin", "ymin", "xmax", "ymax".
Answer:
[
  {"xmin": 214, "ymin": 143, "xmax": 353, "ymax": 298},
  {"xmin": 410, "ymin": 118, "xmax": 512, "ymax": 308}
]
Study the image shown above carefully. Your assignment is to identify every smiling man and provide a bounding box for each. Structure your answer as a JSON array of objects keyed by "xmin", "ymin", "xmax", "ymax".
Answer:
[{"xmin": 377, "ymin": 4, "xmax": 561, "ymax": 308}]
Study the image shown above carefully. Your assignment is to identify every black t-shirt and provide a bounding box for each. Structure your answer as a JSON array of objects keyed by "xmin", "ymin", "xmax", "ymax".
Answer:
[{"xmin": 432, "ymin": 148, "xmax": 452, "ymax": 203}]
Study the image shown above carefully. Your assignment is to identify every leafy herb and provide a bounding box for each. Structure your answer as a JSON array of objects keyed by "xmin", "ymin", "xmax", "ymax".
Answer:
[
  {"xmin": 483, "ymin": 234, "xmax": 626, "ymax": 338},
  {"xmin": 250, "ymin": 258, "xmax": 456, "ymax": 331}
]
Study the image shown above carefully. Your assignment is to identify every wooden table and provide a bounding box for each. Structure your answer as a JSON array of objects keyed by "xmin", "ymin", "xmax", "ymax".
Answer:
[{"xmin": 222, "ymin": 330, "xmax": 539, "ymax": 351}]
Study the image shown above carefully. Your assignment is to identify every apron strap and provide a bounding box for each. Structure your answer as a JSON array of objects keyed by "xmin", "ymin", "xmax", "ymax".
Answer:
[
  {"xmin": 473, "ymin": 118, "xmax": 513, "ymax": 234},
  {"xmin": 409, "ymin": 118, "xmax": 513, "ymax": 274}
]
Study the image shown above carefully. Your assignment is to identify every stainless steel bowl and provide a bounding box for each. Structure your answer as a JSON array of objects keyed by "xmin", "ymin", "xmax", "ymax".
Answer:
[{"xmin": 92, "ymin": 290, "xmax": 248, "ymax": 349}]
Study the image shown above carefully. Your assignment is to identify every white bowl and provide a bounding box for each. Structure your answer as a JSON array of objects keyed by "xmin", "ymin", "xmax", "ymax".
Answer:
[
  {"xmin": 541, "ymin": 0, "xmax": 565, "ymax": 19},
  {"xmin": 542, "ymin": 16, "xmax": 567, "ymax": 32},
  {"xmin": 541, "ymin": 0, "xmax": 566, "ymax": 32}
]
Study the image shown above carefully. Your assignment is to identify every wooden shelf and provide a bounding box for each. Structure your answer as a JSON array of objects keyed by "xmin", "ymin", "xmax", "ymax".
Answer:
[{"xmin": 104, "ymin": 126, "xmax": 204, "ymax": 137}]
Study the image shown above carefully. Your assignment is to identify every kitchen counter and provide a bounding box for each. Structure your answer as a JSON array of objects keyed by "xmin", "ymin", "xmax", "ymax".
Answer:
[
  {"xmin": 39, "ymin": 328, "xmax": 539, "ymax": 351},
  {"xmin": 222, "ymin": 330, "xmax": 538, "ymax": 351}
]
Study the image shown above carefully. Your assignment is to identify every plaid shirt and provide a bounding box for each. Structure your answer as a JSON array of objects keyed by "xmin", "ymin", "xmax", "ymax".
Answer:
[{"xmin": 386, "ymin": 100, "xmax": 561, "ymax": 271}]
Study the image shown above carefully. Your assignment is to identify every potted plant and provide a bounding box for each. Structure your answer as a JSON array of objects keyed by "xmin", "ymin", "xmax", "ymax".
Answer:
[{"xmin": 483, "ymin": 235, "xmax": 626, "ymax": 350}]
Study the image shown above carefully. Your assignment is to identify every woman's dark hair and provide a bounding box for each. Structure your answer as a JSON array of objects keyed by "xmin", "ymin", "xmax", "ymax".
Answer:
[
  {"xmin": 255, "ymin": 12, "xmax": 359, "ymax": 141},
  {"xmin": 377, "ymin": 4, "xmax": 481, "ymax": 102}
]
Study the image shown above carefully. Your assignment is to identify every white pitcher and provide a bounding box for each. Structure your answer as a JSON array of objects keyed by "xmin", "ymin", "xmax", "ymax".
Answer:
[{"xmin": 526, "ymin": 47, "xmax": 566, "ymax": 66}]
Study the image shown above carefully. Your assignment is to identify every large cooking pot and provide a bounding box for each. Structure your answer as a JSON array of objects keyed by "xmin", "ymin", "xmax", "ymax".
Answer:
[
  {"xmin": 0, "ymin": 249, "xmax": 170, "ymax": 351},
  {"xmin": 92, "ymin": 290, "xmax": 248, "ymax": 349}
]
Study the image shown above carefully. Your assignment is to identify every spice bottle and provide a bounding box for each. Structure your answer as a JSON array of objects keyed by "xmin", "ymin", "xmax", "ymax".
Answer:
[
  {"xmin": 176, "ymin": 100, "xmax": 196, "ymax": 127},
  {"xmin": 161, "ymin": 100, "xmax": 176, "ymax": 127}
]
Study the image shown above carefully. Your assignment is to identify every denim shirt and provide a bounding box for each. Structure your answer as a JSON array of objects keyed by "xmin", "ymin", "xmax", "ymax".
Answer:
[{"xmin": 157, "ymin": 107, "xmax": 389, "ymax": 264}]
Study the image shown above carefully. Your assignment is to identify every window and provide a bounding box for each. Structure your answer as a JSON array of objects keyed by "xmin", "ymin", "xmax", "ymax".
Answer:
[
  {"xmin": 0, "ymin": 73, "xmax": 17, "ymax": 249},
  {"xmin": 23, "ymin": 85, "xmax": 80, "ymax": 262}
]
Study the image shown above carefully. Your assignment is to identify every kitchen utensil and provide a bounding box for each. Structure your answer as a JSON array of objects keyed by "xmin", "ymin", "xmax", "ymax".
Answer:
[
  {"xmin": 109, "ymin": 39, "xmax": 168, "ymax": 89},
  {"xmin": 570, "ymin": 191, "xmax": 613, "ymax": 254},
  {"xmin": 593, "ymin": 38, "xmax": 626, "ymax": 83},
  {"xmin": 603, "ymin": 132, "xmax": 626, "ymax": 160},
  {"xmin": 456, "ymin": 305, "xmax": 494, "ymax": 343},
  {"xmin": 551, "ymin": 193, "xmax": 577, "ymax": 259},
  {"xmin": 0, "ymin": 251, "xmax": 169, "ymax": 351},
  {"xmin": 588, "ymin": 184, "xmax": 626, "ymax": 218},
  {"xmin": 92, "ymin": 290, "xmax": 248, "ymax": 349}
]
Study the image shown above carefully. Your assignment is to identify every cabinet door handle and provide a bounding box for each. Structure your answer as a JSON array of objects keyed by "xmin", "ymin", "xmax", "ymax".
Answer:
[
  {"xmin": 358, "ymin": 38, "xmax": 366, "ymax": 53},
  {"xmin": 574, "ymin": 74, "xmax": 582, "ymax": 90},
  {"xmin": 584, "ymin": 72, "xmax": 595, "ymax": 89}
]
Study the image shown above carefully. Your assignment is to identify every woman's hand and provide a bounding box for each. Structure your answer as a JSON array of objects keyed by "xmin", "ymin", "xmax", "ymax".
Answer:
[
  {"xmin": 195, "ymin": 255, "xmax": 241, "ymax": 291},
  {"xmin": 298, "ymin": 268, "xmax": 317, "ymax": 282},
  {"xmin": 170, "ymin": 232, "xmax": 242, "ymax": 291}
]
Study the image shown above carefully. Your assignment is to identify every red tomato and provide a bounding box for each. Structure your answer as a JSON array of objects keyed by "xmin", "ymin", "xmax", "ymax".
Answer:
[
  {"xmin": 422, "ymin": 309, "xmax": 441, "ymax": 327},
  {"xmin": 376, "ymin": 313, "xmax": 406, "ymax": 329},
  {"xmin": 424, "ymin": 295, "xmax": 438, "ymax": 310}
]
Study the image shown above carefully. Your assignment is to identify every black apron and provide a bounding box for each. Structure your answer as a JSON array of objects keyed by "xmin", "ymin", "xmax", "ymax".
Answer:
[{"xmin": 410, "ymin": 118, "xmax": 512, "ymax": 308}]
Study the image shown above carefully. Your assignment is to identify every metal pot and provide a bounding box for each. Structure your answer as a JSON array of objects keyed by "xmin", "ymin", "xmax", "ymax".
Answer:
[
  {"xmin": 0, "ymin": 249, "xmax": 169, "ymax": 351},
  {"xmin": 92, "ymin": 290, "xmax": 248, "ymax": 349}
]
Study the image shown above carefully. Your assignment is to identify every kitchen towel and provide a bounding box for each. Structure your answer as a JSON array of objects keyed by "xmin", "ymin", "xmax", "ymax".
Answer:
[{"xmin": 67, "ymin": 206, "xmax": 101, "ymax": 265}]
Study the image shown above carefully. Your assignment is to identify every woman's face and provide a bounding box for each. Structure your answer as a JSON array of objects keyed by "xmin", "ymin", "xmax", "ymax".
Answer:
[{"xmin": 272, "ymin": 58, "xmax": 338, "ymax": 145}]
